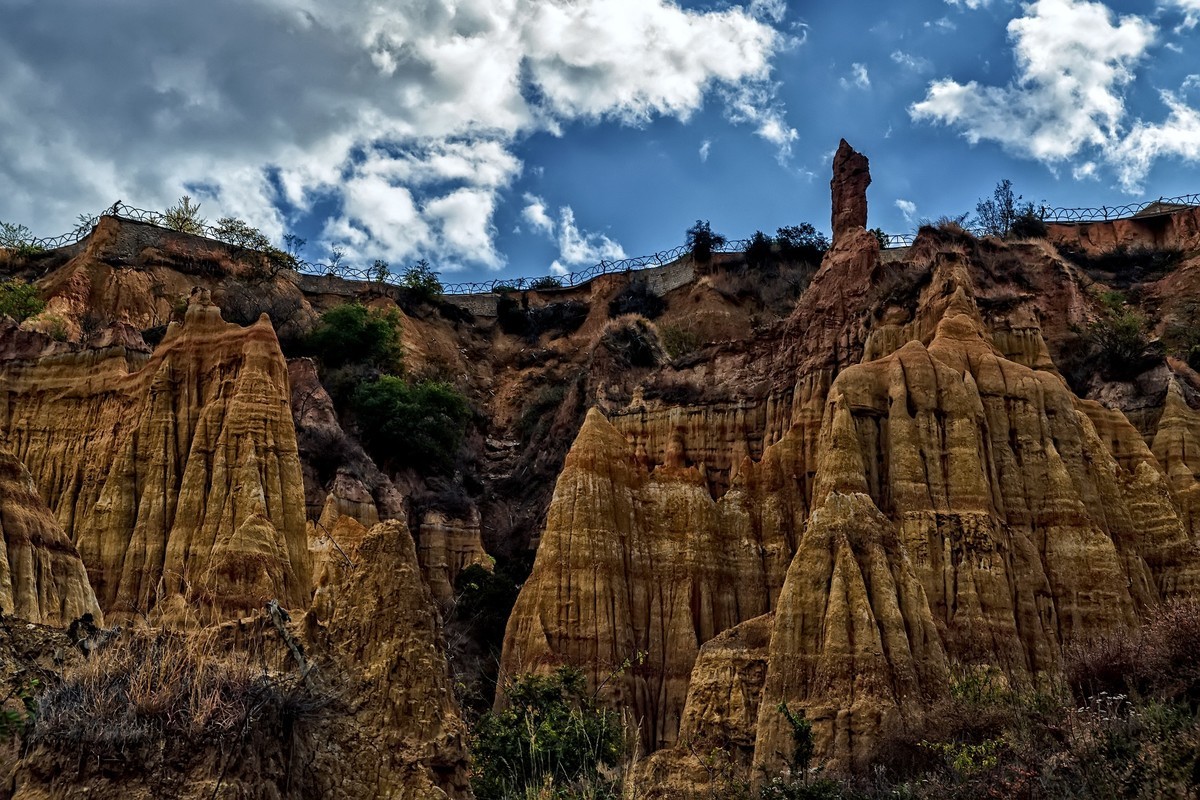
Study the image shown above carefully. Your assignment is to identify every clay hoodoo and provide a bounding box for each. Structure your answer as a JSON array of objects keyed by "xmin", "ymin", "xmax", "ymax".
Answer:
[
  {"xmin": 0, "ymin": 444, "xmax": 102, "ymax": 626},
  {"xmin": 500, "ymin": 407, "xmax": 807, "ymax": 750},
  {"xmin": 0, "ymin": 290, "xmax": 311, "ymax": 623}
]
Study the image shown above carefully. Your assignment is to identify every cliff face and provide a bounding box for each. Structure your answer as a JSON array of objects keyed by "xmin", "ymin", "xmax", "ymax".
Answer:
[
  {"xmin": 0, "ymin": 290, "xmax": 310, "ymax": 623},
  {"xmin": 304, "ymin": 519, "xmax": 472, "ymax": 799},
  {"xmin": 500, "ymin": 407, "xmax": 806, "ymax": 750},
  {"xmin": 0, "ymin": 444, "xmax": 101, "ymax": 625},
  {"xmin": 502, "ymin": 142, "xmax": 1200, "ymax": 789}
]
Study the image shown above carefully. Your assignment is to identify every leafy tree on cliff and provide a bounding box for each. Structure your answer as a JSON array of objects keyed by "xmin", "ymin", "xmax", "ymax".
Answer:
[
  {"xmin": 975, "ymin": 179, "xmax": 1045, "ymax": 239},
  {"xmin": 686, "ymin": 219, "xmax": 726, "ymax": 263},
  {"xmin": 162, "ymin": 195, "xmax": 207, "ymax": 235},
  {"xmin": 352, "ymin": 377, "xmax": 469, "ymax": 474}
]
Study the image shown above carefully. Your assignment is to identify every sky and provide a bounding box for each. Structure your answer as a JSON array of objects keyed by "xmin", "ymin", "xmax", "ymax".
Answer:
[{"xmin": 2, "ymin": 0, "xmax": 1199, "ymax": 283}]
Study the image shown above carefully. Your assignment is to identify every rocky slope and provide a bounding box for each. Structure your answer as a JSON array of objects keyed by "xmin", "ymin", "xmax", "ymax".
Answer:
[
  {"xmin": 500, "ymin": 142, "xmax": 1200, "ymax": 789},
  {"xmin": 2, "ymin": 139, "xmax": 1200, "ymax": 797},
  {"xmin": 0, "ymin": 289, "xmax": 310, "ymax": 624},
  {"xmin": 0, "ymin": 444, "xmax": 100, "ymax": 626}
]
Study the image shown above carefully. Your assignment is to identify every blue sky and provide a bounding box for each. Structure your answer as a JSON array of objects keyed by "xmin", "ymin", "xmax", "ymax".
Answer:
[{"xmin": 2, "ymin": 0, "xmax": 1199, "ymax": 283}]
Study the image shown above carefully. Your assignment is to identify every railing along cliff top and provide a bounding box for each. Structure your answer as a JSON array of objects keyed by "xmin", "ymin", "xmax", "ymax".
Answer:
[{"xmin": 11, "ymin": 192, "xmax": 1200, "ymax": 296}]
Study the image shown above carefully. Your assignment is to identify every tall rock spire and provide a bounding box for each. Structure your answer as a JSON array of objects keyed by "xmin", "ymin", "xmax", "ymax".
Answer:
[{"xmin": 831, "ymin": 139, "xmax": 871, "ymax": 243}]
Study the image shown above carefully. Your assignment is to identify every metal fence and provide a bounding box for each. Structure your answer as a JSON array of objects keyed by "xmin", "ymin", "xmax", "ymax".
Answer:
[{"xmin": 10, "ymin": 191, "xmax": 1200, "ymax": 296}]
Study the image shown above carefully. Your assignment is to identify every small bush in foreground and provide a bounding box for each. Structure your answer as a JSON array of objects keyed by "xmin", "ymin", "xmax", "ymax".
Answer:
[
  {"xmin": 0, "ymin": 278, "xmax": 46, "ymax": 322},
  {"xmin": 32, "ymin": 628, "xmax": 325, "ymax": 754},
  {"xmin": 471, "ymin": 666, "xmax": 625, "ymax": 799}
]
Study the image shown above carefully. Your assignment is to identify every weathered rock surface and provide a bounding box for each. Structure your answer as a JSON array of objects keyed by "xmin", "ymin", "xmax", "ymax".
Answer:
[
  {"xmin": 418, "ymin": 508, "xmax": 491, "ymax": 603},
  {"xmin": 305, "ymin": 519, "xmax": 472, "ymax": 798},
  {"xmin": 0, "ymin": 445, "xmax": 101, "ymax": 626},
  {"xmin": 638, "ymin": 614, "xmax": 773, "ymax": 797},
  {"xmin": 831, "ymin": 139, "xmax": 871, "ymax": 241},
  {"xmin": 1, "ymin": 290, "xmax": 311, "ymax": 623},
  {"xmin": 500, "ymin": 407, "xmax": 805, "ymax": 750}
]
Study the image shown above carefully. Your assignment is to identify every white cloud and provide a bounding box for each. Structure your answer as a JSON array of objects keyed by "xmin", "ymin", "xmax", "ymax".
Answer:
[
  {"xmin": 699, "ymin": 139, "xmax": 712, "ymax": 162},
  {"xmin": 1163, "ymin": 0, "xmax": 1200, "ymax": 30},
  {"xmin": 925, "ymin": 16, "xmax": 958, "ymax": 31},
  {"xmin": 946, "ymin": 0, "xmax": 991, "ymax": 8},
  {"xmin": 910, "ymin": 0, "xmax": 1199, "ymax": 191},
  {"xmin": 523, "ymin": 198, "xmax": 625, "ymax": 277},
  {"xmin": 521, "ymin": 193, "xmax": 555, "ymax": 235},
  {"xmin": 895, "ymin": 199, "xmax": 917, "ymax": 222},
  {"xmin": 721, "ymin": 80, "xmax": 798, "ymax": 160},
  {"xmin": 1106, "ymin": 91, "xmax": 1200, "ymax": 192},
  {"xmin": 891, "ymin": 51, "xmax": 932, "ymax": 72},
  {"xmin": 749, "ymin": 0, "xmax": 787, "ymax": 23},
  {"xmin": 0, "ymin": 0, "xmax": 790, "ymax": 270},
  {"xmin": 840, "ymin": 63, "xmax": 871, "ymax": 90}
]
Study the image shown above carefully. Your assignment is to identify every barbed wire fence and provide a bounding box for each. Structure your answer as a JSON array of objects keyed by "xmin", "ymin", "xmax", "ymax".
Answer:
[{"xmin": 7, "ymin": 193, "xmax": 1200, "ymax": 296}]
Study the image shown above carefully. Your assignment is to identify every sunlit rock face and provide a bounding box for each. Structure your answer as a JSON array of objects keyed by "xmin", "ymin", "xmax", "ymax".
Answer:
[
  {"xmin": 0, "ymin": 290, "xmax": 311, "ymax": 624},
  {"xmin": 502, "ymin": 140, "xmax": 1200, "ymax": 789},
  {"xmin": 0, "ymin": 443, "xmax": 101, "ymax": 625}
]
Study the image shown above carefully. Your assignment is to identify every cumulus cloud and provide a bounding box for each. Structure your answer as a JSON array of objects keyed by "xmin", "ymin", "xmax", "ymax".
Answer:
[
  {"xmin": 0, "ymin": 0, "xmax": 789, "ymax": 269},
  {"xmin": 841, "ymin": 63, "xmax": 871, "ymax": 90},
  {"xmin": 1106, "ymin": 92, "xmax": 1200, "ymax": 191},
  {"xmin": 910, "ymin": 0, "xmax": 1200, "ymax": 191},
  {"xmin": 521, "ymin": 193, "xmax": 555, "ymax": 235},
  {"xmin": 522, "ymin": 195, "xmax": 625, "ymax": 276},
  {"xmin": 895, "ymin": 199, "xmax": 918, "ymax": 222},
  {"xmin": 1164, "ymin": 0, "xmax": 1200, "ymax": 30}
]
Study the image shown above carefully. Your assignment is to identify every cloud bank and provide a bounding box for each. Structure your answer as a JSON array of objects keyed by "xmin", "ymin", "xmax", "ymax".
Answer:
[
  {"xmin": 910, "ymin": 0, "xmax": 1200, "ymax": 192},
  {"xmin": 0, "ymin": 0, "xmax": 791, "ymax": 269}
]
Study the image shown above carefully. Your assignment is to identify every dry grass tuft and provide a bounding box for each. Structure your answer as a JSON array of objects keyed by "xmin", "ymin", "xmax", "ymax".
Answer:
[{"xmin": 32, "ymin": 623, "xmax": 329, "ymax": 753}]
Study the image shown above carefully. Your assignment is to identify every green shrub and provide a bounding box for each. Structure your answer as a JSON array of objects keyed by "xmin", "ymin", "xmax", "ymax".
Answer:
[
  {"xmin": 659, "ymin": 323, "xmax": 702, "ymax": 359},
  {"xmin": 470, "ymin": 666, "xmax": 625, "ymax": 799},
  {"xmin": 305, "ymin": 303, "xmax": 402, "ymax": 371},
  {"xmin": 0, "ymin": 278, "xmax": 46, "ymax": 322},
  {"xmin": 686, "ymin": 219, "xmax": 727, "ymax": 263},
  {"xmin": 162, "ymin": 195, "xmax": 207, "ymax": 235},
  {"xmin": 1086, "ymin": 291, "xmax": 1154, "ymax": 380},
  {"xmin": 43, "ymin": 314, "xmax": 69, "ymax": 342},
  {"xmin": 530, "ymin": 276, "xmax": 564, "ymax": 290},
  {"xmin": 401, "ymin": 259, "xmax": 442, "ymax": 303},
  {"xmin": 351, "ymin": 377, "xmax": 469, "ymax": 474}
]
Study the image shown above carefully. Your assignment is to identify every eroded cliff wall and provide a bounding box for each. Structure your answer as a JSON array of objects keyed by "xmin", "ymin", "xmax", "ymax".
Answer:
[{"xmin": 0, "ymin": 290, "xmax": 310, "ymax": 623}]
